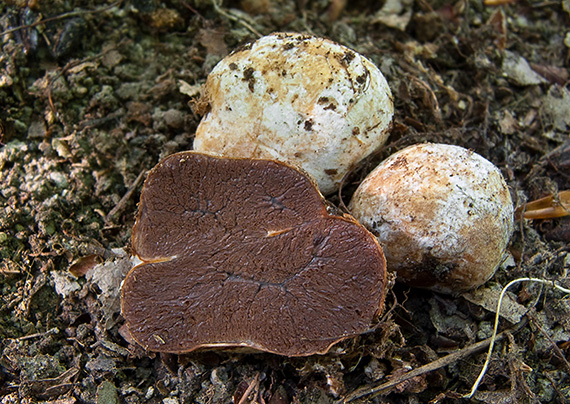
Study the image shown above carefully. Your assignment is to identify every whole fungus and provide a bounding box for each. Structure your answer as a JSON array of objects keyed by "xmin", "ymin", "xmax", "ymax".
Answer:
[
  {"xmin": 194, "ymin": 32, "xmax": 394, "ymax": 195},
  {"xmin": 122, "ymin": 152, "xmax": 386, "ymax": 356},
  {"xmin": 349, "ymin": 143, "xmax": 514, "ymax": 294}
]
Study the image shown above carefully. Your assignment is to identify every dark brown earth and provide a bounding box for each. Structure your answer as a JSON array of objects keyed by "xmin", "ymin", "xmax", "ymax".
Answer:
[{"xmin": 1, "ymin": 1, "xmax": 569, "ymax": 403}]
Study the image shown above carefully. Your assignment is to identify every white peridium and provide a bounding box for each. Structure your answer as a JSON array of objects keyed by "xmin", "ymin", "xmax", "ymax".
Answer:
[
  {"xmin": 349, "ymin": 143, "xmax": 514, "ymax": 294},
  {"xmin": 194, "ymin": 32, "xmax": 394, "ymax": 195}
]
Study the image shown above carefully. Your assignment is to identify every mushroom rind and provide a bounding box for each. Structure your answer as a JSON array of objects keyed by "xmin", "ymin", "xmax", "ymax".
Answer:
[
  {"xmin": 194, "ymin": 32, "xmax": 394, "ymax": 195},
  {"xmin": 349, "ymin": 143, "xmax": 514, "ymax": 294}
]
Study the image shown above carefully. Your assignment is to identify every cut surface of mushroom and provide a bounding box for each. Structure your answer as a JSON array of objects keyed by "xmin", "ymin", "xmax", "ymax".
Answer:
[
  {"xmin": 349, "ymin": 143, "xmax": 514, "ymax": 294},
  {"xmin": 122, "ymin": 152, "xmax": 386, "ymax": 356},
  {"xmin": 194, "ymin": 32, "xmax": 394, "ymax": 195}
]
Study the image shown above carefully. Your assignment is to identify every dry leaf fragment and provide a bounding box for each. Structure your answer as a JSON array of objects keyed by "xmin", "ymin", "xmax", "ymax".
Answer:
[
  {"xmin": 462, "ymin": 284, "xmax": 528, "ymax": 324},
  {"xmin": 487, "ymin": 8, "xmax": 507, "ymax": 50},
  {"xmin": 178, "ymin": 79, "xmax": 201, "ymax": 98},
  {"xmin": 372, "ymin": 0, "xmax": 413, "ymax": 31},
  {"xmin": 516, "ymin": 190, "xmax": 570, "ymax": 220}
]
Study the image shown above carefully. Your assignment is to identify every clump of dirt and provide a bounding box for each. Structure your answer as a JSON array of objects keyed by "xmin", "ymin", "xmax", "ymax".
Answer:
[{"xmin": 1, "ymin": 0, "xmax": 569, "ymax": 403}]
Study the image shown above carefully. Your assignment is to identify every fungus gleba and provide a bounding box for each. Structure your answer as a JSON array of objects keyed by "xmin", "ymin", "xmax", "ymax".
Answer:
[
  {"xmin": 121, "ymin": 152, "xmax": 386, "ymax": 356},
  {"xmin": 121, "ymin": 34, "xmax": 515, "ymax": 356}
]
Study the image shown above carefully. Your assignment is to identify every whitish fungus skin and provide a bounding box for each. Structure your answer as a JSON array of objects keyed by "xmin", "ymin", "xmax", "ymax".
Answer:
[
  {"xmin": 349, "ymin": 143, "xmax": 514, "ymax": 294},
  {"xmin": 194, "ymin": 32, "xmax": 394, "ymax": 195}
]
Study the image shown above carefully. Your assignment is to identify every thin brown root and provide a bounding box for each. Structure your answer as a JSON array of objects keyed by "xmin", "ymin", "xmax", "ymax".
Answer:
[
  {"xmin": 211, "ymin": 0, "xmax": 263, "ymax": 38},
  {"xmin": 237, "ymin": 372, "xmax": 260, "ymax": 404},
  {"xmin": 528, "ymin": 313, "xmax": 570, "ymax": 373},
  {"xmin": 105, "ymin": 169, "xmax": 148, "ymax": 225}
]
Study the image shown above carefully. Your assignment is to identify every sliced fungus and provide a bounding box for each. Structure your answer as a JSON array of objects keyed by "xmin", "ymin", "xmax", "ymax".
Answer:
[{"xmin": 121, "ymin": 152, "xmax": 386, "ymax": 357}]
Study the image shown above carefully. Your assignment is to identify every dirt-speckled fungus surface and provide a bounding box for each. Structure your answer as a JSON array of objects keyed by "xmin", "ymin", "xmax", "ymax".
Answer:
[
  {"xmin": 349, "ymin": 143, "xmax": 514, "ymax": 295},
  {"xmin": 194, "ymin": 32, "xmax": 394, "ymax": 195},
  {"xmin": 121, "ymin": 152, "xmax": 386, "ymax": 356}
]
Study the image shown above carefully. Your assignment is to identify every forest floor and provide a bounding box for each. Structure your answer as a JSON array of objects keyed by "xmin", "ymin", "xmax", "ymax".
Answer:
[{"xmin": 1, "ymin": 0, "xmax": 569, "ymax": 403}]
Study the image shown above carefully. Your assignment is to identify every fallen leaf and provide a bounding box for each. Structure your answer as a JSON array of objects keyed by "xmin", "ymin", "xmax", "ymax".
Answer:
[{"xmin": 463, "ymin": 284, "xmax": 529, "ymax": 324}]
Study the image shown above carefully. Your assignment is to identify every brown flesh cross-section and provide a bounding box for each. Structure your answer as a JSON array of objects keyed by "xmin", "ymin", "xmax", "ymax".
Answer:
[{"xmin": 121, "ymin": 152, "xmax": 386, "ymax": 356}]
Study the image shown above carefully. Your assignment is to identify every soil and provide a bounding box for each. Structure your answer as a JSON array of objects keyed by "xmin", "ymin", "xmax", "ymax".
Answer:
[{"xmin": 1, "ymin": 0, "xmax": 569, "ymax": 403}]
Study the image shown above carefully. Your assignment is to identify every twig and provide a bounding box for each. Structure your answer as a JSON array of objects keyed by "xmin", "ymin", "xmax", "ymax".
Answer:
[
  {"xmin": 237, "ymin": 372, "xmax": 260, "ymax": 404},
  {"xmin": 105, "ymin": 169, "xmax": 147, "ymax": 225},
  {"xmin": 15, "ymin": 327, "xmax": 59, "ymax": 341},
  {"xmin": 0, "ymin": 2, "xmax": 122, "ymax": 37},
  {"xmin": 543, "ymin": 371, "xmax": 567, "ymax": 401},
  {"xmin": 339, "ymin": 318, "xmax": 527, "ymax": 403},
  {"xmin": 211, "ymin": 0, "xmax": 262, "ymax": 38},
  {"xmin": 528, "ymin": 313, "xmax": 570, "ymax": 373},
  {"xmin": 180, "ymin": 0, "xmax": 206, "ymax": 21}
]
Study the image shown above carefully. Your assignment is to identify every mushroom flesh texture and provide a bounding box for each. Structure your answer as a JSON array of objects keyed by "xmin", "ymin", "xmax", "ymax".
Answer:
[
  {"xmin": 122, "ymin": 152, "xmax": 387, "ymax": 356},
  {"xmin": 194, "ymin": 32, "xmax": 394, "ymax": 195},
  {"xmin": 349, "ymin": 143, "xmax": 514, "ymax": 294}
]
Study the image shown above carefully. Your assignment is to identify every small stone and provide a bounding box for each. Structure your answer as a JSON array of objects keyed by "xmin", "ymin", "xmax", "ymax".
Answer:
[
  {"xmin": 163, "ymin": 109, "xmax": 184, "ymax": 129},
  {"xmin": 96, "ymin": 380, "xmax": 119, "ymax": 404},
  {"xmin": 502, "ymin": 50, "xmax": 547, "ymax": 86}
]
